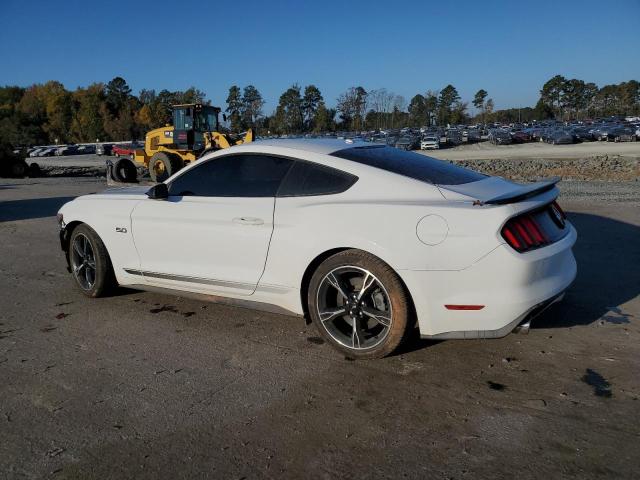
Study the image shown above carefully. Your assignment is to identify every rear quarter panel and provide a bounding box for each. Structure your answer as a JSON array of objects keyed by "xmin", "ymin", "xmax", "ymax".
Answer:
[{"xmin": 260, "ymin": 174, "xmax": 512, "ymax": 293}]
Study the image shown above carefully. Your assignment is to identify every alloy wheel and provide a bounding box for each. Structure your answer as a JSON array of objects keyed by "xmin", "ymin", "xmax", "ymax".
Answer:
[
  {"xmin": 71, "ymin": 233, "xmax": 96, "ymax": 290},
  {"xmin": 316, "ymin": 266, "xmax": 393, "ymax": 350}
]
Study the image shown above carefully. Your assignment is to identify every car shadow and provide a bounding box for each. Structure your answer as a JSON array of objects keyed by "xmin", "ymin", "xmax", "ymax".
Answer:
[
  {"xmin": 397, "ymin": 210, "xmax": 639, "ymax": 355},
  {"xmin": 534, "ymin": 211, "xmax": 639, "ymax": 329},
  {"xmin": 0, "ymin": 196, "xmax": 75, "ymax": 222},
  {"xmin": 108, "ymin": 286, "xmax": 139, "ymax": 298}
]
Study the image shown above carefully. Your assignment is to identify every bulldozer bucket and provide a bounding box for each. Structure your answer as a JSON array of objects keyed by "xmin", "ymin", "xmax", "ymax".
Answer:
[{"xmin": 239, "ymin": 129, "xmax": 254, "ymax": 145}]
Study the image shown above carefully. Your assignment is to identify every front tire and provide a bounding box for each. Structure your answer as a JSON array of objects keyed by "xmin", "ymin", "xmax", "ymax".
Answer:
[
  {"xmin": 307, "ymin": 250, "xmax": 410, "ymax": 359},
  {"xmin": 149, "ymin": 152, "xmax": 183, "ymax": 182},
  {"xmin": 69, "ymin": 224, "xmax": 115, "ymax": 297}
]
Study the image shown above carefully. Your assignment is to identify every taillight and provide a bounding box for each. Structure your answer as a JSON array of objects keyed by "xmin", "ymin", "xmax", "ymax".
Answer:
[{"xmin": 501, "ymin": 208, "xmax": 553, "ymax": 252}]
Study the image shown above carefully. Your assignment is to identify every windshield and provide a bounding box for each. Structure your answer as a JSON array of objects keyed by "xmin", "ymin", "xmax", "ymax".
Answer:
[{"xmin": 194, "ymin": 111, "xmax": 218, "ymax": 132}]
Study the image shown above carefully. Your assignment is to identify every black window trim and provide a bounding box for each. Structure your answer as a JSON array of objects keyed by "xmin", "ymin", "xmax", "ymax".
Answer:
[{"xmin": 167, "ymin": 152, "xmax": 359, "ymax": 199}]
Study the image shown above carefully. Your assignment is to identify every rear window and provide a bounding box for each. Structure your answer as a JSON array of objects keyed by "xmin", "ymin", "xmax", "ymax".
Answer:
[{"xmin": 332, "ymin": 145, "xmax": 486, "ymax": 185}]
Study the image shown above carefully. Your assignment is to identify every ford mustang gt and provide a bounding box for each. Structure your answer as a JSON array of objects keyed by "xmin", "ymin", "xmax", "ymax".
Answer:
[{"xmin": 58, "ymin": 139, "xmax": 577, "ymax": 359}]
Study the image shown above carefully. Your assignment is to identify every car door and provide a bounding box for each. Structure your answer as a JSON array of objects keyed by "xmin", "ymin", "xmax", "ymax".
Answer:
[{"xmin": 130, "ymin": 153, "xmax": 294, "ymax": 296}]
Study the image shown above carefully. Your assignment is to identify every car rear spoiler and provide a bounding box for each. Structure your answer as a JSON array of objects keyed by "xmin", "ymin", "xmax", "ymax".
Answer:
[
  {"xmin": 483, "ymin": 177, "xmax": 561, "ymax": 205},
  {"xmin": 438, "ymin": 176, "xmax": 561, "ymax": 205}
]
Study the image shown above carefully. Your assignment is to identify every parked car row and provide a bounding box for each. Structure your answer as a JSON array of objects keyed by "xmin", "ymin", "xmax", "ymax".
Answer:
[
  {"xmin": 354, "ymin": 126, "xmax": 486, "ymax": 151},
  {"xmin": 22, "ymin": 142, "xmax": 142, "ymax": 158},
  {"xmin": 26, "ymin": 144, "xmax": 97, "ymax": 157},
  {"xmin": 290, "ymin": 125, "xmax": 487, "ymax": 152},
  {"xmin": 486, "ymin": 121, "xmax": 639, "ymax": 146}
]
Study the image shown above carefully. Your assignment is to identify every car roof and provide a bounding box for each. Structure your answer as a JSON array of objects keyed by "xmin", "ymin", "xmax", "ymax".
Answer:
[{"xmin": 247, "ymin": 138, "xmax": 362, "ymax": 155}]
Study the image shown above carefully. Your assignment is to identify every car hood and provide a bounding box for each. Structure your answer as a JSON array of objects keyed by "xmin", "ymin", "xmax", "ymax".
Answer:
[
  {"xmin": 437, "ymin": 176, "xmax": 560, "ymax": 205},
  {"xmin": 72, "ymin": 185, "xmax": 152, "ymax": 202},
  {"xmin": 100, "ymin": 185, "xmax": 151, "ymax": 196}
]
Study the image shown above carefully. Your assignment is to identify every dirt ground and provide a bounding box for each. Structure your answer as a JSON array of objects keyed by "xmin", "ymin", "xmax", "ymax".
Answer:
[{"xmin": 1, "ymin": 178, "xmax": 639, "ymax": 479}]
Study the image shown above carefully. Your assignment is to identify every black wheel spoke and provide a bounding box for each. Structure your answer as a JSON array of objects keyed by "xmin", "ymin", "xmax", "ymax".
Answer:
[
  {"xmin": 361, "ymin": 305, "xmax": 391, "ymax": 327},
  {"xmin": 352, "ymin": 319, "xmax": 363, "ymax": 348},
  {"xmin": 319, "ymin": 307, "xmax": 347, "ymax": 323},
  {"xmin": 326, "ymin": 272, "xmax": 350, "ymax": 299},
  {"xmin": 357, "ymin": 272, "xmax": 377, "ymax": 300},
  {"xmin": 85, "ymin": 263, "xmax": 92, "ymax": 285},
  {"xmin": 73, "ymin": 241, "xmax": 83, "ymax": 258}
]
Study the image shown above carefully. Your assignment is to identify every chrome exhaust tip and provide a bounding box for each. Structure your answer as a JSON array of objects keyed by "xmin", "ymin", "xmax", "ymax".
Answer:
[
  {"xmin": 513, "ymin": 320, "xmax": 531, "ymax": 334},
  {"xmin": 512, "ymin": 292, "xmax": 566, "ymax": 335}
]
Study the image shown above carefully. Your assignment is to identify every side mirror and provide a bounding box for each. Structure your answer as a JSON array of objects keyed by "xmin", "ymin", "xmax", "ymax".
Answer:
[{"xmin": 147, "ymin": 183, "xmax": 168, "ymax": 200}]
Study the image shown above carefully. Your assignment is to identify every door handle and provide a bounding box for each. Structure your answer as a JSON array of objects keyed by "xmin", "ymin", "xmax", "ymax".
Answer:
[{"xmin": 233, "ymin": 217, "xmax": 264, "ymax": 226}]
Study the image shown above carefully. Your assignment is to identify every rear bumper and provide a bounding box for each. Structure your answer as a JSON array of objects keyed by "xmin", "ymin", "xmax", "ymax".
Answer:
[{"xmin": 399, "ymin": 224, "xmax": 577, "ymax": 338}]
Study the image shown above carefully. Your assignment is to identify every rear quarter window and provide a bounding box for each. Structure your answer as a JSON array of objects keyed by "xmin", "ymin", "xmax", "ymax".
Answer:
[
  {"xmin": 331, "ymin": 145, "xmax": 485, "ymax": 185},
  {"xmin": 277, "ymin": 161, "xmax": 358, "ymax": 197}
]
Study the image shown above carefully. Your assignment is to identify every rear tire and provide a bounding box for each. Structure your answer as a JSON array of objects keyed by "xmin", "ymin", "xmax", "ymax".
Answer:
[
  {"xmin": 68, "ymin": 224, "xmax": 115, "ymax": 298},
  {"xmin": 149, "ymin": 152, "xmax": 183, "ymax": 183},
  {"xmin": 307, "ymin": 250, "xmax": 410, "ymax": 359}
]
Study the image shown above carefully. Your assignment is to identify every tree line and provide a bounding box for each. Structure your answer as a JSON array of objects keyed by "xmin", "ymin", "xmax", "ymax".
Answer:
[
  {"xmin": 1, "ymin": 75, "xmax": 638, "ymax": 146},
  {"xmin": 0, "ymin": 77, "xmax": 210, "ymax": 146}
]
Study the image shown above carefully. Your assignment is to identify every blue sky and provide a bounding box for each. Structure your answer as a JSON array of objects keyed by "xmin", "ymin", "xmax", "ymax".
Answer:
[{"xmin": 1, "ymin": 0, "xmax": 639, "ymax": 113}]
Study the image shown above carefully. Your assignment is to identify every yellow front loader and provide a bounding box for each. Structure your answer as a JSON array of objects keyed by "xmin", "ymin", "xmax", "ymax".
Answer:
[{"xmin": 109, "ymin": 103, "xmax": 252, "ymax": 183}]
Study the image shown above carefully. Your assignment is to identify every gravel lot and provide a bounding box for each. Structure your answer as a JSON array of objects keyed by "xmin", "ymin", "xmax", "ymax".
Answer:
[
  {"xmin": 1, "ymin": 177, "xmax": 639, "ymax": 479},
  {"xmin": 422, "ymin": 141, "xmax": 640, "ymax": 182},
  {"xmin": 425, "ymin": 140, "xmax": 640, "ymax": 161}
]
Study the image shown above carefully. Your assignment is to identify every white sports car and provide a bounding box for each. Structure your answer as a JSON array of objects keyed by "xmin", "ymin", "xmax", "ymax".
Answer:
[{"xmin": 58, "ymin": 139, "xmax": 577, "ymax": 359}]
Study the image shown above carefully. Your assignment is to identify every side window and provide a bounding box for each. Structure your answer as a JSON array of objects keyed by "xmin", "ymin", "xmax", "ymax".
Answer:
[
  {"xmin": 278, "ymin": 161, "xmax": 358, "ymax": 197},
  {"xmin": 168, "ymin": 154, "xmax": 293, "ymax": 197}
]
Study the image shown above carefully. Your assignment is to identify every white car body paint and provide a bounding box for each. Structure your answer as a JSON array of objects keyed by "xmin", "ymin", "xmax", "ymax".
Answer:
[{"xmin": 58, "ymin": 139, "xmax": 577, "ymax": 338}]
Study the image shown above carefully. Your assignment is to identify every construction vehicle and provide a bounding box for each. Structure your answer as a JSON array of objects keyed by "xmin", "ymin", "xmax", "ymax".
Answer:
[
  {"xmin": 109, "ymin": 103, "xmax": 253, "ymax": 183},
  {"xmin": 0, "ymin": 142, "xmax": 33, "ymax": 178}
]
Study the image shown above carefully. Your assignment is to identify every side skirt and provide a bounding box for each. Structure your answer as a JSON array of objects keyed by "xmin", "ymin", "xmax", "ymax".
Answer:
[{"xmin": 126, "ymin": 283, "xmax": 302, "ymax": 318}]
